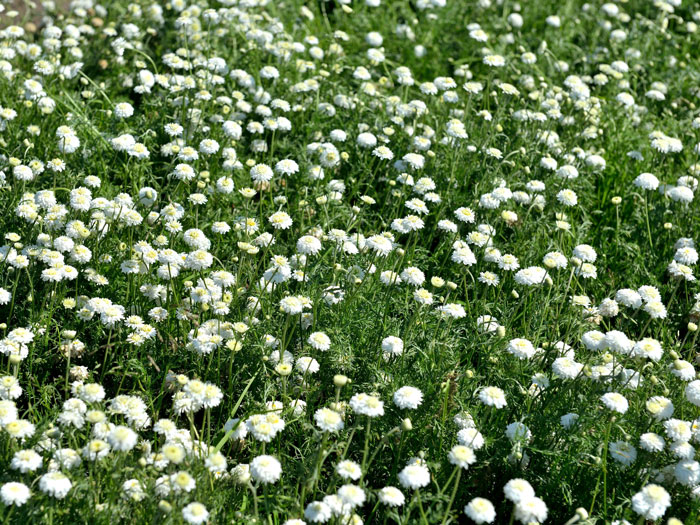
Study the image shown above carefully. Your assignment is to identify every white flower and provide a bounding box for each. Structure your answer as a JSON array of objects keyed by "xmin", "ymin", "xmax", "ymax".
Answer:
[
  {"xmin": 686, "ymin": 380, "xmax": 700, "ymax": 406},
  {"xmin": 378, "ymin": 486, "xmax": 405, "ymax": 506},
  {"xmin": 39, "ymin": 472, "xmax": 72, "ymax": 499},
  {"xmin": 182, "ymin": 502, "xmax": 209, "ymax": 524},
  {"xmin": 609, "ymin": 440, "xmax": 637, "ymax": 467},
  {"xmin": 308, "ymin": 332, "xmax": 331, "ymax": 351},
  {"xmin": 349, "ymin": 393, "xmax": 384, "ymax": 417},
  {"xmin": 514, "ymin": 267, "xmax": 549, "ymax": 286},
  {"xmin": 448, "ymin": 445, "xmax": 476, "ymax": 469},
  {"xmin": 337, "ymin": 484, "xmax": 366, "ymax": 508},
  {"xmin": 0, "ymin": 482, "xmax": 31, "ymax": 506},
  {"xmin": 514, "ymin": 496, "xmax": 548, "ymax": 524},
  {"xmin": 675, "ymin": 460, "xmax": 700, "ymax": 486},
  {"xmin": 503, "ymin": 479, "xmax": 534, "ymax": 503},
  {"xmin": 10, "ymin": 449, "xmax": 42, "ymax": 473},
  {"xmin": 314, "ymin": 408, "xmax": 344, "ymax": 433},
  {"xmin": 505, "ymin": 422, "xmax": 532, "ymax": 443},
  {"xmin": 393, "ymin": 386, "xmax": 423, "ymax": 409},
  {"xmin": 114, "ymin": 102, "xmax": 134, "ymax": 118},
  {"xmin": 631, "ymin": 484, "xmax": 670, "ymax": 520},
  {"xmin": 336, "ymin": 460, "xmax": 362, "ymax": 481},
  {"xmin": 250, "ymin": 455, "xmax": 282, "ymax": 484},
  {"xmin": 457, "ymin": 428, "xmax": 485, "ymax": 450},
  {"xmin": 506, "ymin": 338, "xmax": 535, "ymax": 360},
  {"xmin": 305, "ymin": 501, "xmax": 332, "ymax": 523},
  {"xmin": 479, "ymin": 386, "xmax": 507, "ymax": 408},
  {"xmin": 398, "ymin": 462, "xmax": 430, "ymax": 489},
  {"xmin": 464, "ymin": 497, "xmax": 496, "ymax": 524},
  {"xmin": 382, "ymin": 336, "xmax": 404, "ymax": 358},
  {"xmin": 634, "ymin": 173, "xmax": 659, "ymax": 190},
  {"xmin": 297, "ymin": 236, "xmax": 322, "ymax": 255},
  {"xmin": 639, "ymin": 433, "xmax": 665, "ymax": 452},
  {"xmin": 601, "ymin": 392, "xmax": 628, "ymax": 414}
]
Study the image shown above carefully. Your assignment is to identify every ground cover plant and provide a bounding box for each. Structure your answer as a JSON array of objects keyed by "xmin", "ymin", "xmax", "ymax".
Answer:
[{"xmin": 0, "ymin": 0, "xmax": 700, "ymax": 523}]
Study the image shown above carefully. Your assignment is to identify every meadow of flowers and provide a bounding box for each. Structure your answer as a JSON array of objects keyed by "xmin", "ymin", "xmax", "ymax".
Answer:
[{"xmin": 1, "ymin": 0, "xmax": 700, "ymax": 523}]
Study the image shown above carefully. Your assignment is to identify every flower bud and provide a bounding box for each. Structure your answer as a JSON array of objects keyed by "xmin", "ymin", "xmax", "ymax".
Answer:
[
  {"xmin": 334, "ymin": 374, "xmax": 349, "ymax": 387},
  {"xmin": 275, "ymin": 363, "xmax": 292, "ymax": 376},
  {"xmin": 401, "ymin": 418, "xmax": 413, "ymax": 431},
  {"xmin": 431, "ymin": 276, "xmax": 445, "ymax": 288}
]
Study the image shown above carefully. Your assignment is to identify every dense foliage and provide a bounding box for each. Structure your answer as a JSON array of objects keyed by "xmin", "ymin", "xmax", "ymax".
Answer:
[{"xmin": 0, "ymin": 0, "xmax": 700, "ymax": 523}]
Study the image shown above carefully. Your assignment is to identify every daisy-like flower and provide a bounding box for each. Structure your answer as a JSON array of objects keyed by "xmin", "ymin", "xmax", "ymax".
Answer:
[
  {"xmin": 269, "ymin": 211, "xmax": 293, "ymax": 230},
  {"xmin": 448, "ymin": 445, "xmax": 476, "ymax": 469},
  {"xmin": 314, "ymin": 408, "xmax": 344, "ymax": 433},
  {"xmin": 336, "ymin": 460, "xmax": 362, "ymax": 481},
  {"xmin": 0, "ymin": 482, "xmax": 31, "ymax": 506},
  {"xmin": 250, "ymin": 455, "xmax": 282, "ymax": 484},
  {"xmin": 393, "ymin": 386, "xmax": 423, "ymax": 409},
  {"xmin": 378, "ymin": 486, "xmax": 405, "ymax": 507},
  {"xmin": 631, "ymin": 484, "xmax": 671, "ymax": 520},
  {"xmin": 464, "ymin": 497, "xmax": 496, "ymax": 524},
  {"xmin": 182, "ymin": 502, "xmax": 209, "ymax": 525},
  {"xmin": 398, "ymin": 460, "xmax": 430, "ymax": 489},
  {"xmin": 601, "ymin": 392, "xmax": 628, "ymax": 414},
  {"xmin": 349, "ymin": 393, "xmax": 384, "ymax": 417},
  {"xmin": 479, "ymin": 386, "xmax": 507, "ymax": 408}
]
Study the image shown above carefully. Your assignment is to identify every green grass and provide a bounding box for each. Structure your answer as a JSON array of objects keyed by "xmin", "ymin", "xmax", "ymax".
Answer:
[{"xmin": 0, "ymin": 0, "xmax": 699, "ymax": 523}]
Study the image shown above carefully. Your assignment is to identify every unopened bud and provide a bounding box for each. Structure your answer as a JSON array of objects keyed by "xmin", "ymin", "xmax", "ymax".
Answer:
[
  {"xmin": 431, "ymin": 276, "xmax": 445, "ymax": 288},
  {"xmin": 334, "ymin": 374, "xmax": 349, "ymax": 387},
  {"xmin": 401, "ymin": 418, "xmax": 413, "ymax": 431}
]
